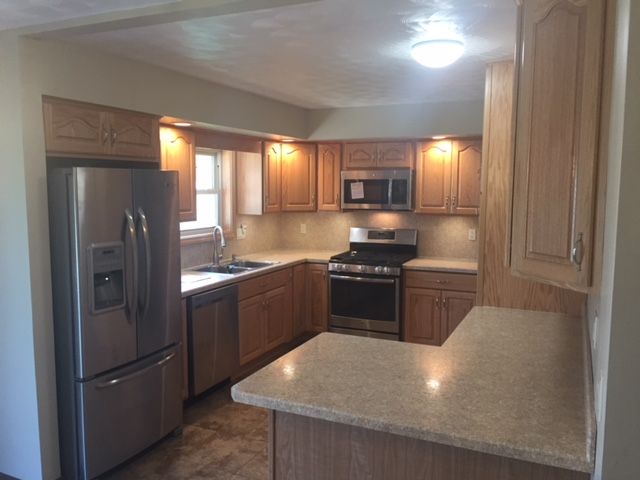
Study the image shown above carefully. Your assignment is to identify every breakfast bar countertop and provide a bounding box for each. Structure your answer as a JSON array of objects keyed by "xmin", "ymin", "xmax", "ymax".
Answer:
[{"xmin": 231, "ymin": 306, "xmax": 595, "ymax": 474}]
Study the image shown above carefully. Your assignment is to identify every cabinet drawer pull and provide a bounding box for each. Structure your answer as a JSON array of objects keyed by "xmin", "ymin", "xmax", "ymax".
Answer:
[{"xmin": 435, "ymin": 280, "xmax": 450, "ymax": 285}]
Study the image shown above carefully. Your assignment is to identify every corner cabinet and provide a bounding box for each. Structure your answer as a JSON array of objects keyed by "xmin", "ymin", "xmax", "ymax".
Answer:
[
  {"xmin": 510, "ymin": 0, "xmax": 605, "ymax": 291},
  {"xmin": 43, "ymin": 97, "xmax": 159, "ymax": 161},
  {"xmin": 160, "ymin": 126, "xmax": 196, "ymax": 222},
  {"xmin": 281, "ymin": 143, "xmax": 317, "ymax": 211},
  {"xmin": 263, "ymin": 142, "xmax": 317, "ymax": 212},
  {"xmin": 416, "ymin": 139, "xmax": 481, "ymax": 215}
]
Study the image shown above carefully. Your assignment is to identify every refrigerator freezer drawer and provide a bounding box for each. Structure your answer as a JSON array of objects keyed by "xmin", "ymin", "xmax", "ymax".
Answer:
[{"xmin": 77, "ymin": 346, "xmax": 182, "ymax": 479}]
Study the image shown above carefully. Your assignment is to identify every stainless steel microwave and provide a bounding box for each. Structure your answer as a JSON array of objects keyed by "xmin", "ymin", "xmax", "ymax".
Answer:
[{"xmin": 341, "ymin": 170, "xmax": 413, "ymax": 211}]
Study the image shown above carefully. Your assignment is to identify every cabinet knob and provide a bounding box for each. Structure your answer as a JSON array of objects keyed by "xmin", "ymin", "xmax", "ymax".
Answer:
[
  {"xmin": 571, "ymin": 233, "xmax": 584, "ymax": 271},
  {"xmin": 102, "ymin": 128, "xmax": 110, "ymax": 145},
  {"xmin": 111, "ymin": 130, "xmax": 118, "ymax": 145},
  {"xmin": 451, "ymin": 195, "xmax": 457, "ymax": 208},
  {"xmin": 445, "ymin": 196, "xmax": 450, "ymax": 208}
]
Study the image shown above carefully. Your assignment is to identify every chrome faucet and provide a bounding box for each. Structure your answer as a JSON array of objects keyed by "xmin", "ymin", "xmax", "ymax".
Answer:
[{"xmin": 212, "ymin": 225, "xmax": 226, "ymax": 266}]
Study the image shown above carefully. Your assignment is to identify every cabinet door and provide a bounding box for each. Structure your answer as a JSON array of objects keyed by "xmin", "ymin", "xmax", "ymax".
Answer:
[
  {"xmin": 281, "ymin": 143, "xmax": 316, "ymax": 211},
  {"xmin": 511, "ymin": 0, "xmax": 605, "ymax": 291},
  {"xmin": 108, "ymin": 111, "xmax": 159, "ymax": 161},
  {"xmin": 306, "ymin": 264, "xmax": 328, "ymax": 333},
  {"xmin": 344, "ymin": 143, "xmax": 377, "ymax": 169},
  {"xmin": 238, "ymin": 295, "xmax": 265, "ymax": 366},
  {"xmin": 451, "ymin": 139, "xmax": 482, "ymax": 215},
  {"xmin": 160, "ymin": 127, "xmax": 196, "ymax": 222},
  {"xmin": 292, "ymin": 264, "xmax": 307, "ymax": 337},
  {"xmin": 404, "ymin": 288, "xmax": 442, "ymax": 345},
  {"xmin": 377, "ymin": 142, "xmax": 413, "ymax": 168},
  {"xmin": 264, "ymin": 284, "xmax": 293, "ymax": 351},
  {"xmin": 416, "ymin": 141, "xmax": 452, "ymax": 214},
  {"xmin": 441, "ymin": 291, "xmax": 475, "ymax": 342},
  {"xmin": 43, "ymin": 100, "xmax": 109, "ymax": 156},
  {"xmin": 317, "ymin": 143, "xmax": 342, "ymax": 211},
  {"xmin": 263, "ymin": 142, "xmax": 282, "ymax": 213}
]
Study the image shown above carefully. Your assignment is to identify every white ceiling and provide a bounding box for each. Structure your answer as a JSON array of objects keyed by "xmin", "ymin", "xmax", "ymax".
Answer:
[
  {"xmin": 0, "ymin": 0, "xmax": 175, "ymax": 31},
  {"xmin": 6, "ymin": 0, "xmax": 517, "ymax": 109}
]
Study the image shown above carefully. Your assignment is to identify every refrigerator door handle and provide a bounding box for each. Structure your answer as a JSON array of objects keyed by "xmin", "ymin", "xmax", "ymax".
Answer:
[
  {"xmin": 124, "ymin": 209, "xmax": 138, "ymax": 325},
  {"xmin": 137, "ymin": 207, "xmax": 152, "ymax": 321},
  {"xmin": 95, "ymin": 351, "xmax": 176, "ymax": 390}
]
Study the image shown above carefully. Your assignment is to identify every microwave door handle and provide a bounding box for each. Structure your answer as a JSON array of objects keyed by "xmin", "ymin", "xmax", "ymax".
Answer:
[{"xmin": 387, "ymin": 179, "xmax": 393, "ymax": 207}]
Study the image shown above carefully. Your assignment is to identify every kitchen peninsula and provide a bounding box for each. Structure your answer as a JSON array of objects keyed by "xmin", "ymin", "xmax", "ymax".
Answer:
[{"xmin": 232, "ymin": 307, "xmax": 594, "ymax": 480}]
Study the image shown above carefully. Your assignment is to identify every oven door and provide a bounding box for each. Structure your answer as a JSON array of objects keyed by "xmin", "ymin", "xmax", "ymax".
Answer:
[{"xmin": 330, "ymin": 273, "xmax": 400, "ymax": 334}]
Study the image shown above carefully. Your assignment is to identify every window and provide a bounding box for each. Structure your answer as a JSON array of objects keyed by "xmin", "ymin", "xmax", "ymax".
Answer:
[{"xmin": 180, "ymin": 149, "xmax": 222, "ymax": 233}]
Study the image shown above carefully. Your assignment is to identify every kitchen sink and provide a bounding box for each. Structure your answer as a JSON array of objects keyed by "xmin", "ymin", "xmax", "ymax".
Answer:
[{"xmin": 193, "ymin": 260, "xmax": 278, "ymax": 275}]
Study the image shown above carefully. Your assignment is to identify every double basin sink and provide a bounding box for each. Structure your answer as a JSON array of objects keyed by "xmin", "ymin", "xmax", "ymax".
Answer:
[{"xmin": 193, "ymin": 259, "xmax": 278, "ymax": 276}]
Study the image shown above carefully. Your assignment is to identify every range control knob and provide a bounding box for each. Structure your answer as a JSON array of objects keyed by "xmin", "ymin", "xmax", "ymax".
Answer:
[
  {"xmin": 358, "ymin": 265, "xmax": 365, "ymax": 273},
  {"xmin": 374, "ymin": 266, "xmax": 383, "ymax": 274}
]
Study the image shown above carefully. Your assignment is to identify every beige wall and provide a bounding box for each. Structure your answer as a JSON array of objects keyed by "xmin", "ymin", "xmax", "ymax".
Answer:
[
  {"xmin": 588, "ymin": 1, "xmax": 640, "ymax": 478},
  {"xmin": 181, "ymin": 212, "xmax": 479, "ymax": 268},
  {"xmin": 307, "ymin": 100, "xmax": 484, "ymax": 141}
]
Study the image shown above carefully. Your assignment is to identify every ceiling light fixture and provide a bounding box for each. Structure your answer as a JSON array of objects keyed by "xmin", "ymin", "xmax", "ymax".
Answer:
[
  {"xmin": 173, "ymin": 122, "xmax": 192, "ymax": 127},
  {"xmin": 411, "ymin": 39, "xmax": 465, "ymax": 69},
  {"xmin": 432, "ymin": 135, "xmax": 447, "ymax": 140}
]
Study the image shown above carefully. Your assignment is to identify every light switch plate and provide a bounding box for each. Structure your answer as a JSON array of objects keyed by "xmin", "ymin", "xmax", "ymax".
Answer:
[
  {"xmin": 236, "ymin": 224, "xmax": 247, "ymax": 240},
  {"xmin": 468, "ymin": 228, "xmax": 477, "ymax": 241}
]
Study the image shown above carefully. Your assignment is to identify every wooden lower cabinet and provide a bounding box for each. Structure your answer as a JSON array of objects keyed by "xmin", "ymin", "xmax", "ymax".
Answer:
[
  {"xmin": 238, "ymin": 269, "xmax": 294, "ymax": 366},
  {"xmin": 441, "ymin": 291, "xmax": 476, "ymax": 340},
  {"xmin": 403, "ymin": 271, "xmax": 477, "ymax": 346},
  {"xmin": 306, "ymin": 264, "xmax": 329, "ymax": 332},
  {"xmin": 404, "ymin": 288, "xmax": 441, "ymax": 345},
  {"xmin": 292, "ymin": 264, "xmax": 307, "ymax": 337},
  {"xmin": 264, "ymin": 285, "xmax": 293, "ymax": 351}
]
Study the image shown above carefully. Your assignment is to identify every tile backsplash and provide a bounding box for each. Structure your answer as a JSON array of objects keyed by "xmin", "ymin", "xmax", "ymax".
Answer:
[{"xmin": 181, "ymin": 212, "xmax": 479, "ymax": 269}]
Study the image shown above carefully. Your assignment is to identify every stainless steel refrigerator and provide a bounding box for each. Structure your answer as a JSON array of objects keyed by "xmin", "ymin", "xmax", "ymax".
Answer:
[{"xmin": 48, "ymin": 167, "xmax": 183, "ymax": 479}]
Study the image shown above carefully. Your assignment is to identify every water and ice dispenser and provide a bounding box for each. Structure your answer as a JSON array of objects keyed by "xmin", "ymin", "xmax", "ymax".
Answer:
[{"xmin": 89, "ymin": 243, "xmax": 125, "ymax": 313}]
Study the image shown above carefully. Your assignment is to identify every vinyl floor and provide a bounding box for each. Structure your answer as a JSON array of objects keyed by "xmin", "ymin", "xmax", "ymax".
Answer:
[{"xmin": 104, "ymin": 385, "xmax": 269, "ymax": 480}]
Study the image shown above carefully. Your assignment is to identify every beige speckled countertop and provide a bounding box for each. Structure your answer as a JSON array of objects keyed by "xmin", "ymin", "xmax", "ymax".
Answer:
[
  {"xmin": 181, "ymin": 249, "xmax": 340, "ymax": 298},
  {"xmin": 232, "ymin": 306, "xmax": 595, "ymax": 473},
  {"xmin": 403, "ymin": 256, "xmax": 478, "ymax": 274},
  {"xmin": 182, "ymin": 249, "xmax": 477, "ymax": 298}
]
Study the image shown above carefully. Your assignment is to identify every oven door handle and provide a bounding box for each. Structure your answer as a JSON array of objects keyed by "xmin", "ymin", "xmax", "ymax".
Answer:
[{"xmin": 330, "ymin": 274, "xmax": 396, "ymax": 284}]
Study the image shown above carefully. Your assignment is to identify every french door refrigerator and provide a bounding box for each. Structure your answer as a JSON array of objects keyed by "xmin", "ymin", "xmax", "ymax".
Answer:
[{"xmin": 48, "ymin": 167, "xmax": 183, "ymax": 479}]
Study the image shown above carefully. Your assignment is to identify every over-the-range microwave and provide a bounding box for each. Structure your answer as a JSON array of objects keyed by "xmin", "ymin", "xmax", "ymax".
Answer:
[{"xmin": 341, "ymin": 169, "xmax": 413, "ymax": 211}]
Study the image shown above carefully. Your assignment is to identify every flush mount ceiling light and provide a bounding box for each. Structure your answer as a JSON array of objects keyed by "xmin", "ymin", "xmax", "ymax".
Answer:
[{"xmin": 411, "ymin": 39, "xmax": 465, "ymax": 68}]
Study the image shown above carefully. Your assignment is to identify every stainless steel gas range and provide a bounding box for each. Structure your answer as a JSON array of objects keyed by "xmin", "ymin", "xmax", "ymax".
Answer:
[{"xmin": 328, "ymin": 227, "xmax": 417, "ymax": 340}]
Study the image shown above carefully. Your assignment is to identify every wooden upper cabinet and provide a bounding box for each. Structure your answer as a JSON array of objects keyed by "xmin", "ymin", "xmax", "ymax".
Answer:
[
  {"xmin": 510, "ymin": 0, "xmax": 605, "ymax": 291},
  {"xmin": 344, "ymin": 143, "xmax": 377, "ymax": 169},
  {"xmin": 344, "ymin": 142, "xmax": 413, "ymax": 169},
  {"xmin": 263, "ymin": 142, "xmax": 282, "ymax": 213},
  {"xmin": 416, "ymin": 141, "xmax": 452, "ymax": 214},
  {"xmin": 43, "ymin": 97, "xmax": 159, "ymax": 161},
  {"xmin": 317, "ymin": 143, "xmax": 342, "ymax": 211},
  {"xmin": 404, "ymin": 287, "xmax": 441, "ymax": 346},
  {"xmin": 160, "ymin": 126, "xmax": 196, "ymax": 222},
  {"xmin": 108, "ymin": 111, "xmax": 159, "ymax": 160},
  {"xmin": 451, "ymin": 139, "xmax": 482, "ymax": 215},
  {"xmin": 307, "ymin": 264, "xmax": 328, "ymax": 333},
  {"xmin": 416, "ymin": 139, "xmax": 481, "ymax": 215},
  {"xmin": 44, "ymin": 100, "xmax": 109, "ymax": 156},
  {"xmin": 281, "ymin": 143, "xmax": 316, "ymax": 211},
  {"xmin": 377, "ymin": 142, "xmax": 413, "ymax": 168}
]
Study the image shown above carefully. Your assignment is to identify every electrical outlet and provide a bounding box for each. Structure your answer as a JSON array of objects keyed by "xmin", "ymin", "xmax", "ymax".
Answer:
[
  {"xmin": 468, "ymin": 228, "xmax": 477, "ymax": 241},
  {"xmin": 300, "ymin": 223, "xmax": 307, "ymax": 234},
  {"xmin": 236, "ymin": 223, "xmax": 247, "ymax": 240}
]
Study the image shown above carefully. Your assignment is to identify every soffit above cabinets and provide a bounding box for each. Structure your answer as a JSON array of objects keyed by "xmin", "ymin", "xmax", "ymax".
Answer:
[{"xmin": 8, "ymin": 0, "xmax": 516, "ymax": 110}]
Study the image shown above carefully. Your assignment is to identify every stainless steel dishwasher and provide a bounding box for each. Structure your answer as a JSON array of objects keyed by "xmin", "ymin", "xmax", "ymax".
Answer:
[{"xmin": 188, "ymin": 284, "xmax": 239, "ymax": 397}]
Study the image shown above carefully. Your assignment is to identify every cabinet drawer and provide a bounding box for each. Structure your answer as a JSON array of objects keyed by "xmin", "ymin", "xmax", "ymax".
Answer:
[
  {"xmin": 404, "ymin": 270, "xmax": 477, "ymax": 292},
  {"xmin": 238, "ymin": 268, "xmax": 292, "ymax": 301}
]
